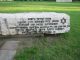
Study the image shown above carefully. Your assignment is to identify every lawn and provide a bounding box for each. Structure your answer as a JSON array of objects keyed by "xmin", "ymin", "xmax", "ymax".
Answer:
[
  {"xmin": 0, "ymin": 1, "xmax": 80, "ymax": 12},
  {"xmin": 0, "ymin": 1, "xmax": 80, "ymax": 60}
]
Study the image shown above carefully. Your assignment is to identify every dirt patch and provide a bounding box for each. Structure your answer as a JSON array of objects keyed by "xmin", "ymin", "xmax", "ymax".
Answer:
[{"xmin": 0, "ymin": 34, "xmax": 62, "ymax": 51}]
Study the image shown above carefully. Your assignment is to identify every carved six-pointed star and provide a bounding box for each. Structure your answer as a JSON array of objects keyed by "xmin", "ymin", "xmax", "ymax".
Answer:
[{"xmin": 61, "ymin": 18, "xmax": 66, "ymax": 24}]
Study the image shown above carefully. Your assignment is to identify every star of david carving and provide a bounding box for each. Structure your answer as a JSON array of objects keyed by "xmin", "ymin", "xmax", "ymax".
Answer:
[{"xmin": 61, "ymin": 18, "xmax": 66, "ymax": 24}]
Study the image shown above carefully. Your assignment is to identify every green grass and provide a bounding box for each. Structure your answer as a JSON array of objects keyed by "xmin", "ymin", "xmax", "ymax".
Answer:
[
  {"xmin": 0, "ymin": 1, "xmax": 80, "ymax": 12},
  {"xmin": 0, "ymin": 1, "xmax": 80, "ymax": 60},
  {"xmin": 14, "ymin": 11, "xmax": 80, "ymax": 60}
]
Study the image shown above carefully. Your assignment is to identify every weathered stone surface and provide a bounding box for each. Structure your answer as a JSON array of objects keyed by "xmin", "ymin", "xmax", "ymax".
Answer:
[
  {"xmin": 0, "ymin": 12, "xmax": 70, "ymax": 35},
  {"xmin": 0, "ymin": 41, "xmax": 20, "ymax": 60}
]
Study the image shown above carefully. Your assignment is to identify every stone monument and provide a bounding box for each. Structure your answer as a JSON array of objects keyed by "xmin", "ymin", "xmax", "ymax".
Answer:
[
  {"xmin": 56, "ymin": 0, "xmax": 72, "ymax": 2},
  {"xmin": 0, "ymin": 12, "xmax": 70, "ymax": 35}
]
